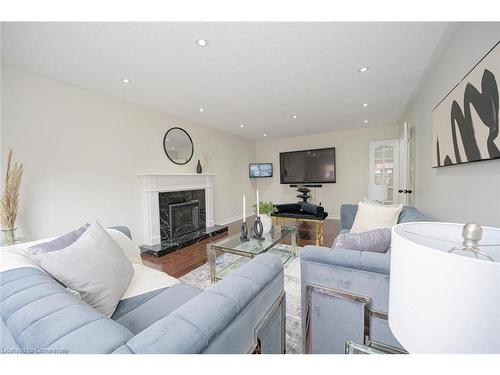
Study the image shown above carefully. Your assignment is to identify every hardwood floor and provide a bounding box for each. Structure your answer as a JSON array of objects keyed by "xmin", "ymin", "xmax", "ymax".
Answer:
[{"xmin": 141, "ymin": 215, "xmax": 340, "ymax": 278}]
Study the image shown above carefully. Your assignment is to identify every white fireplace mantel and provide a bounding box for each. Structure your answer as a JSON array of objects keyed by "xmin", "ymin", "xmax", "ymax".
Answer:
[{"xmin": 138, "ymin": 173, "xmax": 216, "ymax": 246}]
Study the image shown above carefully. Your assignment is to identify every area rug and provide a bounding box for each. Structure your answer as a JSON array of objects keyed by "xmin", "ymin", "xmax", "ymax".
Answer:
[{"xmin": 179, "ymin": 245, "xmax": 303, "ymax": 354}]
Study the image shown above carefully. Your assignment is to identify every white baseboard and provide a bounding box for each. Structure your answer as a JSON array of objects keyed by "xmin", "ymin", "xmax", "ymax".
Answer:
[{"xmin": 215, "ymin": 214, "xmax": 253, "ymax": 226}]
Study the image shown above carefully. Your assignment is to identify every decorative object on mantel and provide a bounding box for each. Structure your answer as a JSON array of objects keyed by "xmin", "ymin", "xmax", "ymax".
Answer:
[
  {"xmin": 199, "ymin": 151, "xmax": 211, "ymax": 171},
  {"xmin": 163, "ymin": 127, "xmax": 194, "ymax": 165},
  {"xmin": 1, "ymin": 148, "xmax": 24, "ymax": 246},
  {"xmin": 253, "ymin": 195, "xmax": 277, "ymax": 236},
  {"xmin": 240, "ymin": 194, "xmax": 249, "ymax": 241},
  {"xmin": 432, "ymin": 41, "xmax": 499, "ymax": 167},
  {"xmin": 389, "ymin": 221, "xmax": 500, "ymax": 353},
  {"xmin": 196, "ymin": 160, "xmax": 202, "ymax": 174}
]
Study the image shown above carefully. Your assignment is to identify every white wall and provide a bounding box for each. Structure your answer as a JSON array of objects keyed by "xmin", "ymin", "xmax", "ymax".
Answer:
[
  {"xmin": 1, "ymin": 66, "xmax": 257, "ymax": 243},
  {"xmin": 256, "ymin": 124, "xmax": 401, "ymax": 218},
  {"xmin": 403, "ymin": 23, "xmax": 500, "ymax": 226}
]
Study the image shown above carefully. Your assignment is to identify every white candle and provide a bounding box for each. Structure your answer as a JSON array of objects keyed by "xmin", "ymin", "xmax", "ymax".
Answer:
[
  {"xmin": 256, "ymin": 190, "xmax": 260, "ymax": 217},
  {"xmin": 243, "ymin": 195, "xmax": 246, "ymax": 223}
]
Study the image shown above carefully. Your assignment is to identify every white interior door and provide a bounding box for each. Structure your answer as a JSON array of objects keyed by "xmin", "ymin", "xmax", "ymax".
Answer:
[
  {"xmin": 369, "ymin": 139, "xmax": 400, "ymax": 205},
  {"xmin": 398, "ymin": 122, "xmax": 414, "ymax": 206}
]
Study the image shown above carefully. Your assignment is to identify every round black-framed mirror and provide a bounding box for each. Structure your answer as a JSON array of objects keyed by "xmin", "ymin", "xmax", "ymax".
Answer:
[{"xmin": 163, "ymin": 127, "xmax": 194, "ymax": 165}]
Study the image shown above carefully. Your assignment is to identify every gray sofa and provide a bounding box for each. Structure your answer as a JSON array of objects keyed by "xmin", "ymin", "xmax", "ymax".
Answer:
[
  {"xmin": 0, "ymin": 227, "xmax": 286, "ymax": 354},
  {"xmin": 300, "ymin": 204, "xmax": 429, "ymax": 354}
]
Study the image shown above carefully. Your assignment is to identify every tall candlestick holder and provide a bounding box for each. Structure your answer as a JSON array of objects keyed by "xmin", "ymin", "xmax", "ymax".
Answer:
[
  {"xmin": 240, "ymin": 221, "xmax": 249, "ymax": 242},
  {"xmin": 253, "ymin": 216, "xmax": 264, "ymax": 240}
]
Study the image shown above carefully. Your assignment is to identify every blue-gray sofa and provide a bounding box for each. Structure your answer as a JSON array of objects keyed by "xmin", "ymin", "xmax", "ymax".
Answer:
[
  {"xmin": 300, "ymin": 204, "xmax": 429, "ymax": 354},
  {"xmin": 0, "ymin": 227, "xmax": 286, "ymax": 354}
]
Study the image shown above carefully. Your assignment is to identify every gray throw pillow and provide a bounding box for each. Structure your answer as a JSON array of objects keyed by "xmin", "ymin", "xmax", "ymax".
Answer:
[
  {"xmin": 31, "ymin": 221, "xmax": 134, "ymax": 317},
  {"xmin": 332, "ymin": 228, "xmax": 392, "ymax": 253},
  {"xmin": 29, "ymin": 223, "xmax": 90, "ymax": 255}
]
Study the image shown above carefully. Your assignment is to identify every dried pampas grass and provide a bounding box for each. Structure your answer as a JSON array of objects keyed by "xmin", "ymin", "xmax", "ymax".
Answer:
[{"xmin": 1, "ymin": 148, "xmax": 23, "ymax": 230}]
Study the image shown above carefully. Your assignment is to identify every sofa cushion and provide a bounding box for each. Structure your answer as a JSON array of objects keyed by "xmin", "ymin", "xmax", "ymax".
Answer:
[
  {"xmin": 350, "ymin": 201, "xmax": 403, "ymax": 233},
  {"xmin": 31, "ymin": 221, "xmax": 134, "ymax": 317},
  {"xmin": 122, "ymin": 263, "xmax": 179, "ymax": 300},
  {"xmin": 28, "ymin": 223, "xmax": 90, "ymax": 255},
  {"xmin": 0, "ymin": 267, "xmax": 133, "ymax": 354},
  {"xmin": 112, "ymin": 283, "xmax": 202, "ymax": 335},
  {"xmin": 332, "ymin": 228, "xmax": 392, "ymax": 253}
]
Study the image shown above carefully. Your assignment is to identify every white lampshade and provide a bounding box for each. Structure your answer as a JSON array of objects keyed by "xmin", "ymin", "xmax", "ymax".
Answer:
[
  {"xmin": 389, "ymin": 222, "xmax": 500, "ymax": 353},
  {"xmin": 367, "ymin": 184, "xmax": 388, "ymax": 202}
]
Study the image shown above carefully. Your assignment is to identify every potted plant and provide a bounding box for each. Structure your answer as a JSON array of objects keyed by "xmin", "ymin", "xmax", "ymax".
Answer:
[
  {"xmin": 253, "ymin": 201, "xmax": 277, "ymax": 234},
  {"xmin": 1, "ymin": 148, "xmax": 23, "ymax": 245}
]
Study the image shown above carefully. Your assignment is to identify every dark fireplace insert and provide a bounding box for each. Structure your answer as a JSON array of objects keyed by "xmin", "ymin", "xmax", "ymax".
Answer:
[{"xmin": 169, "ymin": 200, "xmax": 200, "ymax": 239}]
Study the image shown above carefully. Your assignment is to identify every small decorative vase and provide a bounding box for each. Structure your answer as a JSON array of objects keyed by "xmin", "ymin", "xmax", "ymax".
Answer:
[
  {"xmin": 253, "ymin": 216, "xmax": 264, "ymax": 240},
  {"xmin": 261, "ymin": 214, "xmax": 272, "ymax": 234},
  {"xmin": 240, "ymin": 222, "xmax": 249, "ymax": 242},
  {"xmin": 196, "ymin": 160, "xmax": 202, "ymax": 174},
  {"xmin": 2, "ymin": 228, "xmax": 17, "ymax": 245}
]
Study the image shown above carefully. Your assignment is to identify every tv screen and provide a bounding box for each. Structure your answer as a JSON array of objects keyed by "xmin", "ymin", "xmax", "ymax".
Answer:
[
  {"xmin": 280, "ymin": 147, "xmax": 336, "ymax": 184},
  {"xmin": 249, "ymin": 163, "xmax": 273, "ymax": 178}
]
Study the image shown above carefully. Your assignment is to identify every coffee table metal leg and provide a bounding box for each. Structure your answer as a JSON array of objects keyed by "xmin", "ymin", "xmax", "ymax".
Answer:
[
  {"xmin": 208, "ymin": 244, "xmax": 217, "ymax": 283},
  {"xmin": 291, "ymin": 230, "xmax": 298, "ymax": 257}
]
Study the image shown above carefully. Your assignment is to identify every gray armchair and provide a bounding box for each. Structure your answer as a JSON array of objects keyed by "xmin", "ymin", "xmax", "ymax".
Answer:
[{"xmin": 300, "ymin": 204, "xmax": 429, "ymax": 354}]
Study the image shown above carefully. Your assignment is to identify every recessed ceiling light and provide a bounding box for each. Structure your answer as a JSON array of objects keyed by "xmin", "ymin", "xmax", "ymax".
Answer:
[
  {"xmin": 362, "ymin": 103, "xmax": 368, "ymax": 107},
  {"xmin": 199, "ymin": 108, "xmax": 204, "ymax": 112},
  {"xmin": 121, "ymin": 78, "xmax": 131, "ymax": 84},
  {"xmin": 292, "ymin": 115, "xmax": 297, "ymax": 119},
  {"xmin": 358, "ymin": 67, "xmax": 370, "ymax": 73},
  {"xmin": 240, "ymin": 124, "xmax": 244, "ymax": 128},
  {"xmin": 263, "ymin": 134, "xmax": 267, "ymax": 137},
  {"xmin": 196, "ymin": 39, "xmax": 208, "ymax": 47},
  {"xmin": 363, "ymin": 120, "xmax": 369, "ymax": 124}
]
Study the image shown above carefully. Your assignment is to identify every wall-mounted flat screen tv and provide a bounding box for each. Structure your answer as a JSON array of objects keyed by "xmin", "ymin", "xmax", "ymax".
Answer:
[
  {"xmin": 249, "ymin": 163, "xmax": 273, "ymax": 178},
  {"xmin": 280, "ymin": 147, "xmax": 336, "ymax": 184}
]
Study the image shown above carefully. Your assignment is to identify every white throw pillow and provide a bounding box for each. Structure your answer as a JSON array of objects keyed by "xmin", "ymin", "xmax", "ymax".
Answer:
[
  {"xmin": 350, "ymin": 201, "xmax": 403, "ymax": 233},
  {"xmin": 107, "ymin": 228, "xmax": 143, "ymax": 265},
  {"xmin": 32, "ymin": 221, "xmax": 134, "ymax": 317}
]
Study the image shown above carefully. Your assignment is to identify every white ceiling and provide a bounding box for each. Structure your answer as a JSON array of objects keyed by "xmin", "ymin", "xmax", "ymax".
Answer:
[{"xmin": 1, "ymin": 22, "xmax": 450, "ymax": 139}]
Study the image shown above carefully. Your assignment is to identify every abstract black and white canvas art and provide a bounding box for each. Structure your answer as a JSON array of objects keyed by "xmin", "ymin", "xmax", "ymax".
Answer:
[{"xmin": 432, "ymin": 41, "xmax": 500, "ymax": 167}]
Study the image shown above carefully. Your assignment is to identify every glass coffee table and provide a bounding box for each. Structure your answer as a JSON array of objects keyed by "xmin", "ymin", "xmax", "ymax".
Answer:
[{"xmin": 208, "ymin": 225, "xmax": 298, "ymax": 283}]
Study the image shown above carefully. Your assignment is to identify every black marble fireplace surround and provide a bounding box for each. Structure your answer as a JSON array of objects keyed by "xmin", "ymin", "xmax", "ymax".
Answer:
[
  {"xmin": 160, "ymin": 190, "xmax": 206, "ymax": 242},
  {"xmin": 140, "ymin": 189, "xmax": 228, "ymax": 257}
]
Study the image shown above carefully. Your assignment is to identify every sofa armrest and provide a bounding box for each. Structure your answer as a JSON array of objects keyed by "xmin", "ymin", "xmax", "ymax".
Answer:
[
  {"xmin": 398, "ymin": 206, "xmax": 431, "ymax": 223},
  {"xmin": 300, "ymin": 245, "xmax": 390, "ymax": 275},
  {"xmin": 300, "ymin": 245, "xmax": 400, "ymax": 353},
  {"xmin": 121, "ymin": 254, "xmax": 284, "ymax": 353},
  {"xmin": 340, "ymin": 204, "xmax": 358, "ymax": 230}
]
